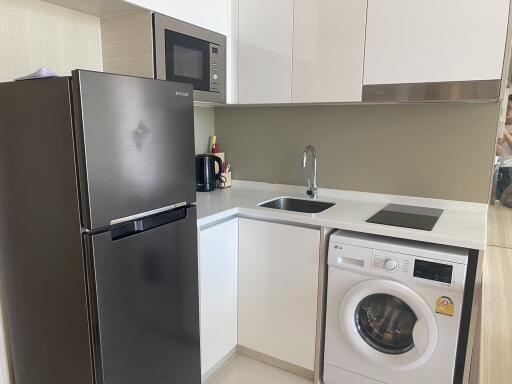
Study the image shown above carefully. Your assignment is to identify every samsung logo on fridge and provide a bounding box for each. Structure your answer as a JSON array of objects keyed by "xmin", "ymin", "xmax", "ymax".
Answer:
[{"xmin": 176, "ymin": 91, "xmax": 190, "ymax": 97}]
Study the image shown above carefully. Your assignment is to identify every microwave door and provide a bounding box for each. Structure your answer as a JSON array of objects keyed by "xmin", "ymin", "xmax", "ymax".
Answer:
[{"xmin": 164, "ymin": 30, "xmax": 211, "ymax": 91}]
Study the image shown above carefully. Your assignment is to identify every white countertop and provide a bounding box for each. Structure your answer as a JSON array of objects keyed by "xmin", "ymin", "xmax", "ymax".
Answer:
[{"xmin": 196, "ymin": 181, "xmax": 488, "ymax": 250}]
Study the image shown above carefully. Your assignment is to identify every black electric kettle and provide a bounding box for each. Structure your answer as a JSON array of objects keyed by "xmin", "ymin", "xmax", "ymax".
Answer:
[{"xmin": 196, "ymin": 154, "xmax": 223, "ymax": 192}]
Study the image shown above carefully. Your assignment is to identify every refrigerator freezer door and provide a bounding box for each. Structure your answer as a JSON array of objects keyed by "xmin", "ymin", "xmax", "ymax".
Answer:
[
  {"xmin": 72, "ymin": 70, "xmax": 196, "ymax": 229},
  {"xmin": 86, "ymin": 206, "xmax": 201, "ymax": 384}
]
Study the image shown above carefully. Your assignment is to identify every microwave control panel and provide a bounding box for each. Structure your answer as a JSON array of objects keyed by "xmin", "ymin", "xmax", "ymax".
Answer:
[{"xmin": 210, "ymin": 43, "xmax": 221, "ymax": 93}]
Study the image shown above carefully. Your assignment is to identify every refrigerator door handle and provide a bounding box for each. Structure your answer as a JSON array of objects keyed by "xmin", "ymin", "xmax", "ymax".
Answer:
[
  {"xmin": 84, "ymin": 204, "xmax": 193, "ymax": 239},
  {"xmin": 109, "ymin": 201, "xmax": 189, "ymax": 226},
  {"xmin": 110, "ymin": 206, "xmax": 188, "ymax": 241}
]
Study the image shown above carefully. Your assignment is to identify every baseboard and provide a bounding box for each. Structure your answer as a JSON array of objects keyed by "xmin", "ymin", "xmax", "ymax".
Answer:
[
  {"xmin": 236, "ymin": 345, "xmax": 314, "ymax": 380},
  {"xmin": 201, "ymin": 347, "xmax": 238, "ymax": 383}
]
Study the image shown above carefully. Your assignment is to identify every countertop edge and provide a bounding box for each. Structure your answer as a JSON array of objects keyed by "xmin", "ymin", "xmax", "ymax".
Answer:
[
  {"xmin": 197, "ymin": 206, "xmax": 487, "ymax": 251},
  {"xmin": 196, "ymin": 182, "xmax": 488, "ymax": 251}
]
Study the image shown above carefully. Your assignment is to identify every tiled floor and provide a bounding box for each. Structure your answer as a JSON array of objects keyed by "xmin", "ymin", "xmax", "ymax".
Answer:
[{"xmin": 209, "ymin": 355, "xmax": 312, "ymax": 384}]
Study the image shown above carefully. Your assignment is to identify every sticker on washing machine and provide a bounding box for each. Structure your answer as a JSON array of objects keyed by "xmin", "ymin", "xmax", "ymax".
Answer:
[{"xmin": 436, "ymin": 296, "xmax": 455, "ymax": 316}]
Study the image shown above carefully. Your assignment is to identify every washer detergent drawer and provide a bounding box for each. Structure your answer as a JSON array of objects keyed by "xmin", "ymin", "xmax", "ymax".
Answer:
[
  {"xmin": 328, "ymin": 242, "xmax": 372, "ymax": 272},
  {"xmin": 324, "ymin": 363, "xmax": 383, "ymax": 384}
]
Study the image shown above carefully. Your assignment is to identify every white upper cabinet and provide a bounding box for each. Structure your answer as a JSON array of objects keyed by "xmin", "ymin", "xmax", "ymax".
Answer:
[
  {"xmin": 238, "ymin": 0, "xmax": 294, "ymax": 104},
  {"xmin": 154, "ymin": 0, "xmax": 229, "ymax": 34},
  {"xmin": 237, "ymin": 0, "xmax": 367, "ymax": 104},
  {"xmin": 364, "ymin": 0, "xmax": 510, "ymax": 85},
  {"xmin": 292, "ymin": 0, "xmax": 367, "ymax": 103}
]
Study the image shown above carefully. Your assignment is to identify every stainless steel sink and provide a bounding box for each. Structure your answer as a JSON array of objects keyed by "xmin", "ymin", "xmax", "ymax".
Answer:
[{"xmin": 259, "ymin": 197, "xmax": 335, "ymax": 214}]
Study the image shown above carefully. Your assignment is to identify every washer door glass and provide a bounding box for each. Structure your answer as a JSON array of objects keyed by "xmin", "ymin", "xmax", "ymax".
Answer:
[{"xmin": 355, "ymin": 293, "xmax": 417, "ymax": 355}]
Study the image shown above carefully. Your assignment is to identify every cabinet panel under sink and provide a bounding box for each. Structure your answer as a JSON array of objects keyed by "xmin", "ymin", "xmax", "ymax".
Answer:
[{"xmin": 238, "ymin": 218, "xmax": 320, "ymax": 370}]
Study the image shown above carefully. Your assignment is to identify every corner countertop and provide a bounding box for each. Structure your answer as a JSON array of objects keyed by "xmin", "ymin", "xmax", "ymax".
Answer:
[{"xmin": 196, "ymin": 181, "xmax": 488, "ymax": 250}]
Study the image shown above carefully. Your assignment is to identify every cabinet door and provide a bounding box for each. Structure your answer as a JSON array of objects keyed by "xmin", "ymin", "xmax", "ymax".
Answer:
[
  {"xmin": 154, "ymin": 0, "xmax": 228, "ymax": 34},
  {"xmin": 198, "ymin": 218, "xmax": 238, "ymax": 375},
  {"xmin": 364, "ymin": 0, "xmax": 510, "ymax": 85},
  {"xmin": 238, "ymin": 219, "xmax": 320, "ymax": 370},
  {"xmin": 292, "ymin": 0, "xmax": 366, "ymax": 103},
  {"xmin": 238, "ymin": 0, "xmax": 293, "ymax": 104}
]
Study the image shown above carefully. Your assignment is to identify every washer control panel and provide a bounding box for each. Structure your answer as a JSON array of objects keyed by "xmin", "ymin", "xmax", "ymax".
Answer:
[
  {"xmin": 328, "ymin": 230, "xmax": 467, "ymax": 290},
  {"xmin": 372, "ymin": 250, "xmax": 412, "ymax": 276}
]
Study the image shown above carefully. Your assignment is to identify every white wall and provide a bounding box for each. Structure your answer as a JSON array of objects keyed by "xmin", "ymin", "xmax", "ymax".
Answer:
[{"xmin": 0, "ymin": 0, "xmax": 103, "ymax": 82}]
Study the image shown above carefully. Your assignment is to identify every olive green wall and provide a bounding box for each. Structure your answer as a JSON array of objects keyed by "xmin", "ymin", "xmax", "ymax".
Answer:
[
  {"xmin": 194, "ymin": 106, "xmax": 216, "ymax": 154},
  {"xmin": 215, "ymin": 103, "xmax": 500, "ymax": 203}
]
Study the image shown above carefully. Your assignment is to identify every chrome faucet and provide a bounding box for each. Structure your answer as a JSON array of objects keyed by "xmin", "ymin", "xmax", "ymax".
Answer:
[{"xmin": 302, "ymin": 145, "xmax": 318, "ymax": 198}]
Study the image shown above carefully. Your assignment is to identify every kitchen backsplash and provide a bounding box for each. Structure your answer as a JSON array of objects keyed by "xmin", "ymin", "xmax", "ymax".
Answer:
[
  {"xmin": 216, "ymin": 103, "xmax": 499, "ymax": 203},
  {"xmin": 194, "ymin": 106, "xmax": 216, "ymax": 155}
]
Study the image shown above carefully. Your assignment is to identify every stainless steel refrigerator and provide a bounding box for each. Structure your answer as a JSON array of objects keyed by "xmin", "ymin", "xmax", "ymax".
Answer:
[{"xmin": 0, "ymin": 70, "xmax": 201, "ymax": 384}]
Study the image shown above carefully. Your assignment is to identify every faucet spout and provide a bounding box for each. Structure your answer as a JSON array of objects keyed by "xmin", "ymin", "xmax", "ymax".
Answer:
[{"xmin": 302, "ymin": 145, "xmax": 318, "ymax": 198}]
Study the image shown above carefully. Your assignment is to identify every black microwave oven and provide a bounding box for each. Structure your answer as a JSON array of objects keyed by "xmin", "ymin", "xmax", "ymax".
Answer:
[{"xmin": 153, "ymin": 13, "xmax": 226, "ymax": 104}]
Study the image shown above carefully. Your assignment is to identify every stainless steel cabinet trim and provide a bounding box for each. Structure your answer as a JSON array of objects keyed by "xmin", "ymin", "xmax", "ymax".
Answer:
[{"xmin": 362, "ymin": 80, "xmax": 501, "ymax": 103}]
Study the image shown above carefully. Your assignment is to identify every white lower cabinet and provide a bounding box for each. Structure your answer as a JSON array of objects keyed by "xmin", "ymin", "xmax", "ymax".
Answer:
[
  {"xmin": 198, "ymin": 218, "xmax": 238, "ymax": 376},
  {"xmin": 238, "ymin": 218, "xmax": 320, "ymax": 370}
]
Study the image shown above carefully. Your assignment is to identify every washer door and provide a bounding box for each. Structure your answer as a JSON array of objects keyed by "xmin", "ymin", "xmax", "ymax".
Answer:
[{"xmin": 339, "ymin": 279, "xmax": 438, "ymax": 370}]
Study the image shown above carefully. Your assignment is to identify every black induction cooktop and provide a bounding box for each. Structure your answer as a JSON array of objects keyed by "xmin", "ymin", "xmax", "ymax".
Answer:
[{"xmin": 366, "ymin": 204, "xmax": 443, "ymax": 231}]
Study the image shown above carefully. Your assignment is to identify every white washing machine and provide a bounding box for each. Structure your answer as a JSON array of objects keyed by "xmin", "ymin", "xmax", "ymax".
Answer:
[{"xmin": 324, "ymin": 230, "xmax": 469, "ymax": 384}]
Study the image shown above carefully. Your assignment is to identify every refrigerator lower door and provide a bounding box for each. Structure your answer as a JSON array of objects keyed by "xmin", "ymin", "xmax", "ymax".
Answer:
[{"xmin": 85, "ymin": 207, "xmax": 201, "ymax": 384}]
